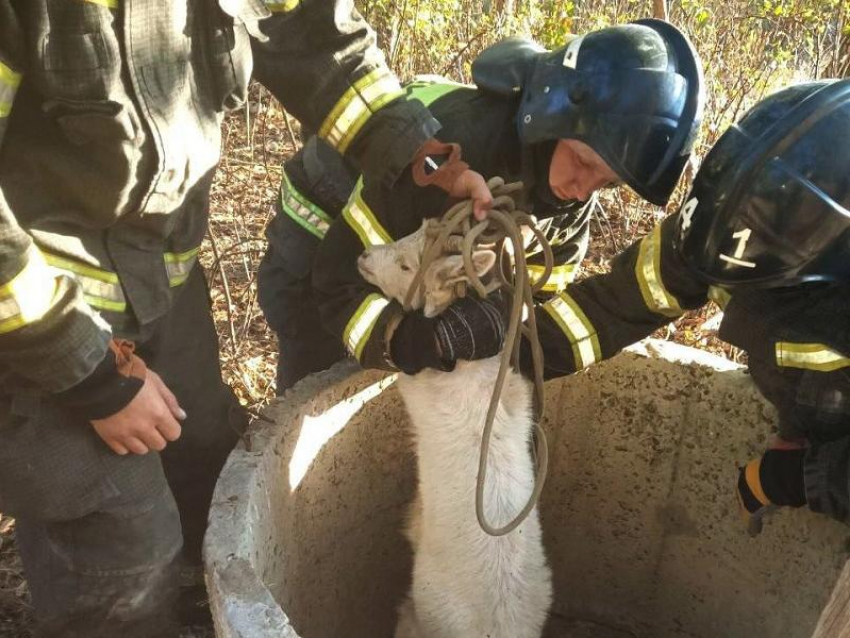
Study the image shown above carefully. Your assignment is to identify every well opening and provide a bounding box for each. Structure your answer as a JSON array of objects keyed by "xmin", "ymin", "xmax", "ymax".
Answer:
[{"xmin": 205, "ymin": 340, "xmax": 850, "ymax": 638}]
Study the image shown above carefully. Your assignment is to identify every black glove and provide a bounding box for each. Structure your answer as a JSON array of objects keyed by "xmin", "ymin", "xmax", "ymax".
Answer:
[
  {"xmin": 390, "ymin": 291, "xmax": 508, "ymax": 375},
  {"xmin": 736, "ymin": 448, "xmax": 806, "ymax": 536}
]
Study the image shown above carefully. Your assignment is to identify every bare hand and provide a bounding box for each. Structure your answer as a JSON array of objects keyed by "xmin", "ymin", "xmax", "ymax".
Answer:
[
  {"xmin": 449, "ymin": 169, "xmax": 493, "ymax": 221},
  {"xmin": 91, "ymin": 371, "xmax": 185, "ymax": 455}
]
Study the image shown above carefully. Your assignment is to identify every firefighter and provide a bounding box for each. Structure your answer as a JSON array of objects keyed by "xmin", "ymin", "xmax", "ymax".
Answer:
[
  {"xmin": 0, "ymin": 2, "xmax": 491, "ymax": 635},
  {"xmin": 264, "ymin": 19, "xmax": 704, "ymax": 389},
  {"xmin": 421, "ymin": 79, "xmax": 850, "ymax": 535}
]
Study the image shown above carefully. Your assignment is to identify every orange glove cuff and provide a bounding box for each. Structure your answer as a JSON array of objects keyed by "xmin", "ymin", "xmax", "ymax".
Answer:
[
  {"xmin": 108, "ymin": 339, "xmax": 147, "ymax": 381},
  {"xmin": 411, "ymin": 139, "xmax": 470, "ymax": 193}
]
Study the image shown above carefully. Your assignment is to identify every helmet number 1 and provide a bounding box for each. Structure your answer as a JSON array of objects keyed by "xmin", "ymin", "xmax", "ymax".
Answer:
[{"xmin": 719, "ymin": 228, "xmax": 756, "ymax": 268}]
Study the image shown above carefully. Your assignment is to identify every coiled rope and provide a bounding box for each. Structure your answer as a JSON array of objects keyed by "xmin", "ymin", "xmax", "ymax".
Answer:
[{"xmin": 402, "ymin": 177, "xmax": 552, "ymax": 537}]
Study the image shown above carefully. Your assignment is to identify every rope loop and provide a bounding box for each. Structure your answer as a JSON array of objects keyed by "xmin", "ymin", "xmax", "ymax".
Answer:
[{"xmin": 404, "ymin": 178, "xmax": 553, "ymax": 537}]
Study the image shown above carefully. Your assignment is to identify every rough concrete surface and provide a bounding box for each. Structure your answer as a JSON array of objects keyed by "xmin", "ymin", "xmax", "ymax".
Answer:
[{"xmin": 204, "ymin": 340, "xmax": 850, "ymax": 638}]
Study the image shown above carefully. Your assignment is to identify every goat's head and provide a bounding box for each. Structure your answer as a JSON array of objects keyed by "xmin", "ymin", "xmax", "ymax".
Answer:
[{"xmin": 357, "ymin": 220, "xmax": 497, "ymax": 318}]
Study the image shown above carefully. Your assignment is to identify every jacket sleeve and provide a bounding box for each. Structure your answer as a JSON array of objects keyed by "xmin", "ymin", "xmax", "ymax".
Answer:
[
  {"xmin": 0, "ymin": 5, "xmax": 111, "ymax": 393},
  {"xmin": 249, "ymin": 0, "xmax": 440, "ymax": 189},
  {"xmin": 313, "ymin": 168, "xmax": 447, "ymax": 371},
  {"xmin": 526, "ymin": 199, "xmax": 593, "ymax": 299},
  {"xmin": 529, "ymin": 213, "xmax": 710, "ymax": 379}
]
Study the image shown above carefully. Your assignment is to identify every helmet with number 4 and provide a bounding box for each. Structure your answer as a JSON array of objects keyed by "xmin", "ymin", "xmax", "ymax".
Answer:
[{"xmin": 674, "ymin": 79, "xmax": 850, "ymax": 288}]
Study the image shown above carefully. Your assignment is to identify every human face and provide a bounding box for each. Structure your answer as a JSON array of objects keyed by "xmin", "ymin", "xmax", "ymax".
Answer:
[{"xmin": 548, "ymin": 139, "xmax": 620, "ymax": 202}]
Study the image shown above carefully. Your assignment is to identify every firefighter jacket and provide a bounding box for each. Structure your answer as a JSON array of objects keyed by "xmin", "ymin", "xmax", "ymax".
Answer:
[
  {"xmin": 534, "ymin": 211, "xmax": 850, "ymax": 522},
  {"xmin": 312, "ymin": 77, "xmax": 593, "ymax": 371},
  {"xmin": 0, "ymin": 0, "xmax": 439, "ymax": 394}
]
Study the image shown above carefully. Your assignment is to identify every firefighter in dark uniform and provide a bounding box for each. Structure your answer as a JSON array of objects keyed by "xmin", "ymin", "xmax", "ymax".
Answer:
[
  {"xmin": 521, "ymin": 79, "xmax": 850, "ymax": 534},
  {"xmin": 0, "ymin": 1, "xmax": 491, "ymax": 636},
  {"xmin": 261, "ymin": 20, "xmax": 704, "ymax": 389}
]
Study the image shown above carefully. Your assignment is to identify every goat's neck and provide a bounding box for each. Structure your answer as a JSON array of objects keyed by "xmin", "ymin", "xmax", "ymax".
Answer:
[{"xmin": 397, "ymin": 357, "xmax": 535, "ymax": 529}]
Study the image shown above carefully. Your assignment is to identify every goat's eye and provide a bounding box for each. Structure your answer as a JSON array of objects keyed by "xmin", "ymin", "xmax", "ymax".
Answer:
[{"xmin": 400, "ymin": 263, "xmax": 412, "ymax": 272}]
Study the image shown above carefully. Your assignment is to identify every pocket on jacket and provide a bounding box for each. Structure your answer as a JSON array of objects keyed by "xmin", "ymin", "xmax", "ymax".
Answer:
[
  {"xmin": 40, "ymin": 30, "xmax": 120, "ymax": 102},
  {"xmin": 0, "ymin": 395, "xmax": 119, "ymax": 522},
  {"xmin": 43, "ymin": 99, "xmax": 137, "ymax": 147}
]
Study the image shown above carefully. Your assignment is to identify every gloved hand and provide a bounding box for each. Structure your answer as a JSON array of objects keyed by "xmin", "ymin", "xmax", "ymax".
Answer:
[
  {"xmin": 736, "ymin": 448, "xmax": 806, "ymax": 536},
  {"xmin": 390, "ymin": 291, "xmax": 509, "ymax": 375}
]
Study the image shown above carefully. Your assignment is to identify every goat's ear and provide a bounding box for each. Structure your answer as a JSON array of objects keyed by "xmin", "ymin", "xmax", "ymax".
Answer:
[
  {"xmin": 471, "ymin": 250, "xmax": 497, "ymax": 277},
  {"xmin": 432, "ymin": 254, "xmax": 466, "ymax": 287},
  {"xmin": 432, "ymin": 250, "xmax": 497, "ymax": 287}
]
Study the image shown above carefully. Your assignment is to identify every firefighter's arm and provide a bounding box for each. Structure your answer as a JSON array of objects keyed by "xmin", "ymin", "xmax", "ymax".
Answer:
[
  {"xmin": 526, "ymin": 213, "xmax": 710, "ymax": 379},
  {"xmin": 0, "ymin": 12, "xmax": 183, "ymax": 448},
  {"xmin": 248, "ymin": 0, "xmax": 435, "ymax": 189},
  {"xmin": 526, "ymin": 200, "xmax": 594, "ymax": 300},
  {"xmin": 248, "ymin": 1, "xmax": 492, "ymax": 213},
  {"xmin": 312, "ymin": 204, "xmax": 402, "ymax": 372},
  {"xmin": 0, "ymin": 12, "xmax": 112, "ymax": 396}
]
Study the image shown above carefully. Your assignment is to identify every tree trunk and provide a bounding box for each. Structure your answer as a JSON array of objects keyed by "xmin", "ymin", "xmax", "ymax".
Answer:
[{"xmin": 653, "ymin": 0, "xmax": 668, "ymax": 21}]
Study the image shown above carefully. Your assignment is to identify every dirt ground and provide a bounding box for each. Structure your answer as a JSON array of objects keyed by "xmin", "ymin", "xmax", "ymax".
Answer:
[{"xmin": 0, "ymin": 517, "xmax": 31, "ymax": 637}]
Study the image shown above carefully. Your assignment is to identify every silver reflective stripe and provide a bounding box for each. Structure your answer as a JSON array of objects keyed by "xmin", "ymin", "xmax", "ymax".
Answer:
[
  {"xmin": 344, "ymin": 293, "xmax": 390, "ymax": 360},
  {"xmin": 280, "ymin": 173, "xmax": 331, "ymax": 239},
  {"xmin": 83, "ymin": 0, "xmax": 118, "ymax": 7},
  {"xmin": 543, "ymin": 291, "xmax": 600, "ymax": 370},
  {"xmin": 164, "ymin": 248, "xmax": 199, "ymax": 287},
  {"xmin": 528, "ymin": 263, "xmax": 576, "ymax": 293},
  {"xmin": 775, "ymin": 342, "xmax": 850, "ymax": 372},
  {"xmin": 342, "ymin": 179, "xmax": 391, "ymax": 248},
  {"xmin": 0, "ymin": 60, "xmax": 22, "ymax": 118},
  {"xmin": 265, "ymin": 0, "xmax": 299, "ymax": 11},
  {"xmin": 635, "ymin": 225, "xmax": 683, "ymax": 317},
  {"xmin": 43, "ymin": 253, "xmax": 127, "ymax": 312},
  {"xmin": 319, "ymin": 69, "xmax": 403, "ymax": 153},
  {"xmin": 0, "ymin": 249, "xmax": 58, "ymax": 335}
]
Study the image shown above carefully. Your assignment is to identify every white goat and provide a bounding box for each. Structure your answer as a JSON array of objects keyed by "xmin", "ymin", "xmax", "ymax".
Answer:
[{"xmin": 357, "ymin": 222, "xmax": 553, "ymax": 638}]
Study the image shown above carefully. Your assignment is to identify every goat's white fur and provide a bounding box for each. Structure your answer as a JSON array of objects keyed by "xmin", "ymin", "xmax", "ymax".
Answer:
[{"xmin": 358, "ymin": 221, "xmax": 552, "ymax": 638}]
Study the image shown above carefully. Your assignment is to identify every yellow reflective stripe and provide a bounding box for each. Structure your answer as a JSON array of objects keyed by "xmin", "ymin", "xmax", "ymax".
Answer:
[
  {"xmin": 164, "ymin": 247, "xmax": 199, "ymax": 287},
  {"xmin": 265, "ymin": 0, "xmax": 300, "ymax": 10},
  {"xmin": 43, "ymin": 253, "xmax": 118, "ymax": 284},
  {"xmin": 280, "ymin": 173, "xmax": 331, "ymax": 239},
  {"xmin": 319, "ymin": 69, "xmax": 403, "ymax": 153},
  {"xmin": 543, "ymin": 291, "xmax": 601, "ymax": 370},
  {"xmin": 0, "ymin": 249, "xmax": 58, "ymax": 334},
  {"xmin": 0, "ymin": 60, "xmax": 22, "ymax": 118},
  {"xmin": 342, "ymin": 179, "xmax": 391, "ymax": 248},
  {"xmin": 343, "ymin": 293, "xmax": 390, "ymax": 360},
  {"xmin": 42, "ymin": 253, "xmax": 127, "ymax": 312},
  {"xmin": 528, "ymin": 263, "xmax": 576, "ymax": 293},
  {"xmin": 635, "ymin": 225, "xmax": 683, "ymax": 318},
  {"xmin": 0, "ymin": 297, "xmax": 25, "ymax": 334},
  {"xmin": 83, "ymin": 0, "xmax": 118, "ymax": 7},
  {"xmin": 708, "ymin": 286, "xmax": 731, "ymax": 310},
  {"xmin": 775, "ymin": 342, "xmax": 850, "ymax": 372}
]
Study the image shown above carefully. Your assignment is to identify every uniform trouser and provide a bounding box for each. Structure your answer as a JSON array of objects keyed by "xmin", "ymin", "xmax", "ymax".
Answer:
[
  {"xmin": 0, "ymin": 266, "xmax": 245, "ymax": 637},
  {"xmin": 257, "ymin": 246, "xmax": 348, "ymax": 394}
]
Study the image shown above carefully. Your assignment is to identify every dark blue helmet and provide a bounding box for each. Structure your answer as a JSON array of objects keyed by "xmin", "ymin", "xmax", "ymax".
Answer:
[
  {"xmin": 472, "ymin": 19, "xmax": 705, "ymax": 206},
  {"xmin": 675, "ymin": 80, "xmax": 850, "ymax": 288}
]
